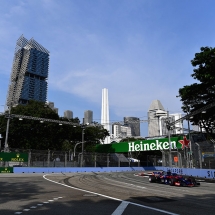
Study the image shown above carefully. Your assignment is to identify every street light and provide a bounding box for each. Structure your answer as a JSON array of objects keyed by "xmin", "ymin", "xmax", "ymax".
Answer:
[
  {"xmin": 4, "ymin": 105, "xmax": 12, "ymax": 152},
  {"xmin": 167, "ymin": 111, "xmax": 172, "ymax": 168},
  {"xmin": 0, "ymin": 134, "xmax": 2, "ymax": 150},
  {"xmin": 195, "ymin": 142, "xmax": 202, "ymax": 169},
  {"xmin": 80, "ymin": 123, "xmax": 89, "ymax": 167}
]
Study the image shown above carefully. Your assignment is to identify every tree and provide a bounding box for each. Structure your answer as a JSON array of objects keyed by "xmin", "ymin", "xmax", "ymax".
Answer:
[
  {"xmin": 178, "ymin": 47, "xmax": 215, "ymax": 134},
  {"xmin": 0, "ymin": 100, "xmax": 109, "ymax": 150}
]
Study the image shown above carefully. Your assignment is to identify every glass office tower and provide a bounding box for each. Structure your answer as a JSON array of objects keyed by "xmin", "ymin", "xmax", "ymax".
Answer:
[{"xmin": 6, "ymin": 35, "xmax": 49, "ymax": 106}]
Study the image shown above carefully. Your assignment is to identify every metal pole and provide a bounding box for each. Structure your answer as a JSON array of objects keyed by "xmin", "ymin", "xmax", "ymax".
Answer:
[
  {"xmin": 94, "ymin": 154, "xmax": 97, "ymax": 167},
  {"xmin": 167, "ymin": 111, "xmax": 172, "ymax": 167},
  {"xmin": 4, "ymin": 106, "xmax": 11, "ymax": 152},
  {"xmin": 81, "ymin": 127, "xmax": 85, "ymax": 167},
  {"xmin": 195, "ymin": 143, "xmax": 202, "ymax": 169},
  {"xmin": 74, "ymin": 142, "xmax": 82, "ymax": 158},
  {"xmin": 47, "ymin": 149, "xmax": 50, "ymax": 167},
  {"xmin": 28, "ymin": 150, "xmax": 31, "ymax": 167},
  {"xmin": 107, "ymin": 154, "xmax": 109, "ymax": 167},
  {"xmin": 187, "ymin": 118, "xmax": 193, "ymax": 168},
  {"xmin": 65, "ymin": 152, "xmax": 67, "ymax": 167}
]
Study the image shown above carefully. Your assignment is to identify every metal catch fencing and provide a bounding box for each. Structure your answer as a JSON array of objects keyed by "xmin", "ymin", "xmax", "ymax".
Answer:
[
  {"xmin": 0, "ymin": 149, "xmax": 142, "ymax": 168},
  {"xmin": 1, "ymin": 140, "xmax": 215, "ymax": 169}
]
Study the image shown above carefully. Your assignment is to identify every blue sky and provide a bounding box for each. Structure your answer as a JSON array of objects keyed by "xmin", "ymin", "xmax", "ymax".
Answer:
[{"xmin": 0, "ymin": 0, "xmax": 215, "ymax": 136}]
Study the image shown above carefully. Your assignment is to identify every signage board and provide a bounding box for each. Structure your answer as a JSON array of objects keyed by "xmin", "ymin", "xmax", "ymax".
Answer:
[
  {"xmin": 96, "ymin": 136, "xmax": 188, "ymax": 153},
  {"xmin": 0, "ymin": 152, "xmax": 28, "ymax": 162},
  {"xmin": 202, "ymin": 152, "xmax": 215, "ymax": 158},
  {"xmin": 174, "ymin": 156, "xmax": 178, "ymax": 162},
  {"xmin": 0, "ymin": 167, "xmax": 13, "ymax": 173}
]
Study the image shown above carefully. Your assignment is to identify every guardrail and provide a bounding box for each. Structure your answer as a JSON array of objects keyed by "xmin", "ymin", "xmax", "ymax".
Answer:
[
  {"xmin": 154, "ymin": 166, "xmax": 215, "ymax": 179},
  {"xmin": 1, "ymin": 166, "xmax": 214, "ymax": 180}
]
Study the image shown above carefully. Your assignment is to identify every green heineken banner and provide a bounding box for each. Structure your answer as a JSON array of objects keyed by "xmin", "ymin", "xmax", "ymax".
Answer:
[
  {"xmin": 0, "ymin": 152, "xmax": 28, "ymax": 162},
  {"xmin": 0, "ymin": 167, "xmax": 13, "ymax": 173},
  {"xmin": 96, "ymin": 136, "xmax": 190, "ymax": 153}
]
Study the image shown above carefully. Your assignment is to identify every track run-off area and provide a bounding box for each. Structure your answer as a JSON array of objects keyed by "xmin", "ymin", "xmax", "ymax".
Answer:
[{"xmin": 0, "ymin": 171, "xmax": 215, "ymax": 215}]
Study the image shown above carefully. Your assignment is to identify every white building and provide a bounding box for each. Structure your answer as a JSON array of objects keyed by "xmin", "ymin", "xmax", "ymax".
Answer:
[
  {"xmin": 64, "ymin": 110, "xmax": 73, "ymax": 119},
  {"xmin": 112, "ymin": 124, "xmax": 131, "ymax": 139}
]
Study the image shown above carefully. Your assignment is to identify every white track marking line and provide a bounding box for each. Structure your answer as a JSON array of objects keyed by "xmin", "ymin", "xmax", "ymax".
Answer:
[
  {"xmin": 43, "ymin": 174, "xmax": 179, "ymax": 215},
  {"xmin": 111, "ymin": 201, "xmax": 129, "ymax": 215},
  {"xmin": 23, "ymin": 209, "xmax": 30, "ymax": 211},
  {"xmin": 30, "ymin": 206, "xmax": 37, "ymax": 208},
  {"xmin": 14, "ymin": 213, "xmax": 22, "ymax": 214},
  {"xmin": 37, "ymin": 204, "xmax": 43, "ymax": 206}
]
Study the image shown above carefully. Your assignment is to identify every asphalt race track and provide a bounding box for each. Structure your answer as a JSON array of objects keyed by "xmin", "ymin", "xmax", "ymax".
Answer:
[{"xmin": 0, "ymin": 171, "xmax": 215, "ymax": 215}]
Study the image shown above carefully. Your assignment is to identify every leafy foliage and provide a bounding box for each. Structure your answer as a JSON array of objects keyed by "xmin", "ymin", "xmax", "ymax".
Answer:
[
  {"xmin": 0, "ymin": 100, "xmax": 109, "ymax": 151},
  {"xmin": 178, "ymin": 47, "xmax": 215, "ymax": 134}
]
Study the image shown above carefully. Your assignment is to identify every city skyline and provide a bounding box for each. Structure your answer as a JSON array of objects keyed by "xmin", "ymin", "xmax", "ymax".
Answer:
[{"xmin": 1, "ymin": 1, "xmax": 215, "ymax": 136}]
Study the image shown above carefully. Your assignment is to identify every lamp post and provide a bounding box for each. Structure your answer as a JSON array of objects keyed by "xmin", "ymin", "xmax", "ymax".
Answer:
[
  {"xmin": 167, "ymin": 111, "xmax": 172, "ymax": 167},
  {"xmin": 187, "ymin": 115, "xmax": 192, "ymax": 168},
  {"xmin": 80, "ymin": 123, "xmax": 89, "ymax": 167},
  {"xmin": 195, "ymin": 142, "xmax": 202, "ymax": 169},
  {"xmin": 4, "ymin": 105, "xmax": 12, "ymax": 152},
  {"xmin": 0, "ymin": 134, "xmax": 2, "ymax": 150},
  {"xmin": 81, "ymin": 127, "xmax": 85, "ymax": 167}
]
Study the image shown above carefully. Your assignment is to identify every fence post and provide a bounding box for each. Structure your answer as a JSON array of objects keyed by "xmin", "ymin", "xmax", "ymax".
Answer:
[
  {"xmin": 118, "ymin": 156, "xmax": 120, "ymax": 167},
  {"xmin": 65, "ymin": 152, "xmax": 67, "ymax": 167},
  {"xmin": 47, "ymin": 149, "xmax": 50, "ymax": 167},
  {"xmin": 94, "ymin": 154, "xmax": 97, "ymax": 167},
  {"xmin": 28, "ymin": 150, "xmax": 31, "ymax": 167},
  {"xmin": 107, "ymin": 154, "xmax": 109, "ymax": 167},
  {"xmin": 78, "ymin": 154, "xmax": 80, "ymax": 167}
]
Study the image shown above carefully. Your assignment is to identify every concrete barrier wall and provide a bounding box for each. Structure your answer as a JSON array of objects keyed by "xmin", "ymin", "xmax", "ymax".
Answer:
[
  {"xmin": 13, "ymin": 166, "xmax": 153, "ymax": 174},
  {"xmin": 154, "ymin": 166, "xmax": 215, "ymax": 179},
  {"xmin": 13, "ymin": 166, "xmax": 215, "ymax": 179}
]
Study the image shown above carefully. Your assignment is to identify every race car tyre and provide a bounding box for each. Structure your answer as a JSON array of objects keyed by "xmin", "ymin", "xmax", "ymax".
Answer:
[
  {"xmin": 157, "ymin": 177, "xmax": 161, "ymax": 183},
  {"xmin": 160, "ymin": 178, "xmax": 165, "ymax": 183},
  {"xmin": 180, "ymin": 181, "xmax": 186, "ymax": 186},
  {"xmin": 170, "ymin": 178, "xmax": 176, "ymax": 186},
  {"xmin": 190, "ymin": 177, "xmax": 199, "ymax": 186},
  {"xmin": 149, "ymin": 175, "xmax": 156, "ymax": 183}
]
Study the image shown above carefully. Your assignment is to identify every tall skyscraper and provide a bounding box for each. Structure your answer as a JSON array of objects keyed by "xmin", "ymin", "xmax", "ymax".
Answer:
[
  {"xmin": 64, "ymin": 110, "xmax": 73, "ymax": 119},
  {"xmin": 84, "ymin": 110, "xmax": 93, "ymax": 124},
  {"xmin": 124, "ymin": 117, "xmax": 140, "ymax": 136},
  {"xmin": 6, "ymin": 35, "xmax": 49, "ymax": 107},
  {"xmin": 101, "ymin": 88, "xmax": 110, "ymax": 144}
]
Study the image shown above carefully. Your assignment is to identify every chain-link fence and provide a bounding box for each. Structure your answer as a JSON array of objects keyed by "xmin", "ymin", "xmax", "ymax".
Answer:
[
  {"xmin": 1, "ymin": 139, "xmax": 215, "ymax": 169},
  {"xmin": 0, "ymin": 149, "xmax": 142, "ymax": 168},
  {"xmin": 161, "ymin": 140, "xmax": 215, "ymax": 169}
]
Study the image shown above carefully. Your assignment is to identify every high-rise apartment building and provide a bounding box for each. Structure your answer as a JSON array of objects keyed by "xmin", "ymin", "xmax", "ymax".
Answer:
[
  {"xmin": 124, "ymin": 117, "xmax": 140, "ymax": 136},
  {"xmin": 6, "ymin": 35, "xmax": 49, "ymax": 107},
  {"xmin": 64, "ymin": 110, "xmax": 73, "ymax": 119},
  {"xmin": 84, "ymin": 110, "xmax": 93, "ymax": 124},
  {"xmin": 46, "ymin": 101, "xmax": 58, "ymax": 114},
  {"xmin": 112, "ymin": 123, "xmax": 132, "ymax": 138}
]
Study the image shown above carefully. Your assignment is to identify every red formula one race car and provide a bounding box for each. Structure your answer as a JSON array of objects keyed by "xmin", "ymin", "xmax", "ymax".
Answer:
[{"xmin": 149, "ymin": 170, "xmax": 200, "ymax": 187}]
